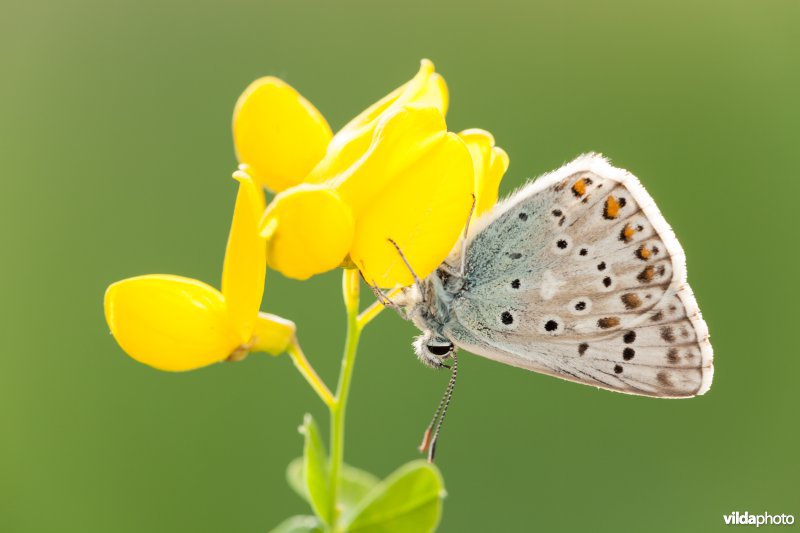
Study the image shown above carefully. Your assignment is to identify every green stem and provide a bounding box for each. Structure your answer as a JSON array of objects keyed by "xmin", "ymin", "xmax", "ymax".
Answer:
[
  {"xmin": 328, "ymin": 269, "xmax": 361, "ymax": 528},
  {"xmin": 286, "ymin": 339, "xmax": 335, "ymax": 407}
]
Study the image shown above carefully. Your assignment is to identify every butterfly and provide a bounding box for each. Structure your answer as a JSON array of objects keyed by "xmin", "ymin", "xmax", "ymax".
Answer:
[{"xmin": 383, "ymin": 154, "xmax": 714, "ymax": 459}]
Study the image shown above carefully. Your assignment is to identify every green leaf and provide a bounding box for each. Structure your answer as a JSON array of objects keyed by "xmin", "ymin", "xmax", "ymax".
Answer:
[
  {"xmin": 338, "ymin": 463, "xmax": 380, "ymax": 513},
  {"xmin": 268, "ymin": 515, "xmax": 322, "ymax": 533},
  {"xmin": 286, "ymin": 457, "xmax": 307, "ymax": 501},
  {"xmin": 287, "ymin": 457, "xmax": 380, "ymax": 515},
  {"xmin": 340, "ymin": 460, "xmax": 446, "ymax": 533},
  {"xmin": 300, "ymin": 413, "xmax": 331, "ymax": 525}
]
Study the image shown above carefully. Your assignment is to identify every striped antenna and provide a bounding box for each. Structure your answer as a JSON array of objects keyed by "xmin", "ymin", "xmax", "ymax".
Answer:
[{"xmin": 418, "ymin": 352, "xmax": 458, "ymax": 463}]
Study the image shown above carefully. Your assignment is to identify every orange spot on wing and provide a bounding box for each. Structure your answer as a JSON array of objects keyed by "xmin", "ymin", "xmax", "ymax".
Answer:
[
  {"xmin": 603, "ymin": 196, "xmax": 621, "ymax": 219},
  {"xmin": 621, "ymin": 293, "xmax": 642, "ymax": 309},
  {"xmin": 635, "ymin": 244, "xmax": 651, "ymax": 260},
  {"xmin": 597, "ymin": 317, "xmax": 620, "ymax": 329},
  {"xmin": 571, "ymin": 179, "xmax": 587, "ymax": 197},
  {"xmin": 620, "ymin": 223, "xmax": 635, "ymax": 242},
  {"xmin": 637, "ymin": 265, "xmax": 655, "ymax": 283}
]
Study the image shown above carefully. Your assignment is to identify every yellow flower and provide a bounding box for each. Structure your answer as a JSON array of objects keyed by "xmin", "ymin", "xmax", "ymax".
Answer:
[
  {"xmin": 234, "ymin": 59, "xmax": 508, "ymax": 288},
  {"xmin": 104, "ymin": 172, "xmax": 295, "ymax": 371}
]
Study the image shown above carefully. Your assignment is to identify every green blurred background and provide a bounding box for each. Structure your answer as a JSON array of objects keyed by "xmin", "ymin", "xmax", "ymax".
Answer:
[{"xmin": 2, "ymin": 1, "xmax": 798, "ymax": 531}]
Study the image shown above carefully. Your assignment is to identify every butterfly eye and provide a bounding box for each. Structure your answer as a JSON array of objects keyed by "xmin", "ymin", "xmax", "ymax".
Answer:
[{"xmin": 427, "ymin": 343, "xmax": 453, "ymax": 356}]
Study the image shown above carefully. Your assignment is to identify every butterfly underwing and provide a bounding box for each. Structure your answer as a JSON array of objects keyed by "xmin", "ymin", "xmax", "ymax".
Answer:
[{"xmin": 398, "ymin": 153, "xmax": 713, "ymax": 398}]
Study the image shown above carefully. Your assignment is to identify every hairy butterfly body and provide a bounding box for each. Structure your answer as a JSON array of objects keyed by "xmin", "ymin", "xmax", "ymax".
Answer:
[{"xmin": 398, "ymin": 153, "xmax": 713, "ymax": 398}]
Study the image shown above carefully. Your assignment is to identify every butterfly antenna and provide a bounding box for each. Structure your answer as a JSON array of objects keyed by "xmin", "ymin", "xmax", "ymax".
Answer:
[
  {"xmin": 418, "ymin": 352, "xmax": 458, "ymax": 463},
  {"xmin": 418, "ymin": 383, "xmax": 448, "ymax": 454},
  {"xmin": 388, "ymin": 238, "xmax": 423, "ymax": 289}
]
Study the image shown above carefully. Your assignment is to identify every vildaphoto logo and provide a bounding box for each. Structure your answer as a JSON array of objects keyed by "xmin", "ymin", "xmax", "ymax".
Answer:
[{"xmin": 723, "ymin": 512, "xmax": 795, "ymax": 527}]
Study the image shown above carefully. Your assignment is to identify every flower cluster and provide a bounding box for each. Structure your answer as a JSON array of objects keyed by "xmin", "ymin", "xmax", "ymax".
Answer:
[{"xmin": 104, "ymin": 59, "xmax": 508, "ymax": 371}]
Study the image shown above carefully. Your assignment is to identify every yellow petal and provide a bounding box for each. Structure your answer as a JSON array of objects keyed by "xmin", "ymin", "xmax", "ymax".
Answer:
[
  {"xmin": 260, "ymin": 184, "xmax": 355, "ymax": 280},
  {"xmin": 250, "ymin": 312, "xmax": 296, "ymax": 356},
  {"xmin": 346, "ymin": 108, "xmax": 474, "ymax": 287},
  {"xmin": 221, "ymin": 170, "xmax": 266, "ymax": 342},
  {"xmin": 488, "ymin": 146, "xmax": 510, "ymax": 206},
  {"xmin": 336, "ymin": 59, "xmax": 449, "ymax": 142},
  {"xmin": 305, "ymin": 59, "xmax": 449, "ymax": 185},
  {"xmin": 233, "ymin": 77, "xmax": 332, "ymax": 192},
  {"xmin": 104, "ymin": 275, "xmax": 240, "ymax": 372},
  {"xmin": 459, "ymin": 129, "xmax": 510, "ymax": 215},
  {"xmin": 336, "ymin": 104, "xmax": 450, "ymax": 212}
]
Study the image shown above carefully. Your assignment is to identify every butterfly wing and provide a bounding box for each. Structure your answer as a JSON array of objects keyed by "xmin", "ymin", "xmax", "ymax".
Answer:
[{"xmin": 444, "ymin": 153, "xmax": 713, "ymax": 398}]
